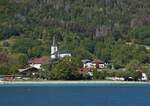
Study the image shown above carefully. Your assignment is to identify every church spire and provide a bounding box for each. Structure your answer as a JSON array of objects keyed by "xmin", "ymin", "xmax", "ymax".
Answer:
[
  {"xmin": 52, "ymin": 35, "xmax": 57, "ymax": 46},
  {"xmin": 51, "ymin": 35, "xmax": 58, "ymax": 60}
]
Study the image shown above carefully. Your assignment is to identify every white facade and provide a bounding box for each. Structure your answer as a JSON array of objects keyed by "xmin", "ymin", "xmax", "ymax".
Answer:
[
  {"xmin": 51, "ymin": 46, "xmax": 58, "ymax": 55},
  {"xmin": 29, "ymin": 64, "xmax": 41, "ymax": 70},
  {"xmin": 83, "ymin": 62, "xmax": 94, "ymax": 69},
  {"xmin": 51, "ymin": 48, "xmax": 71, "ymax": 59},
  {"xmin": 141, "ymin": 73, "xmax": 148, "ymax": 81},
  {"xmin": 99, "ymin": 64, "xmax": 105, "ymax": 68},
  {"xmin": 51, "ymin": 46, "xmax": 58, "ymax": 59},
  {"xmin": 83, "ymin": 62, "xmax": 105, "ymax": 69},
  {"xmin": 59, "ymin": 53, "xmax": 71, "ymax": 59}
]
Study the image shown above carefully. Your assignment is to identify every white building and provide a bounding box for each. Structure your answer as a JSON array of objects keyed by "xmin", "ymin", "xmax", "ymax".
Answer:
[
  {"xmin": 51, "ymin": 35, "xmax": 71, "ymax": 60},
  {"xmin": 82, "ymin": 59, "xmax": 106, "ymax": 69},
  {"xmin": 51, "ymin": 35, "xmax": 59, "ymax": 59},
  {"xmin": 141, "ymin": 73, "xmax": 148, "ymax": 81},
  {"xmin": 59, "ymin": 53, "xmax": 71, "ymax": 59},
  {"xmin": 84, "ymin": 62, "xmax": 94, "ymax": 69}
]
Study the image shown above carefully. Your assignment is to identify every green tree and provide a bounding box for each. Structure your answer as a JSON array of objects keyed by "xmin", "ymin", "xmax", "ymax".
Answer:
[
  {"xmin": 93, "ymin": 70, "xmax": 107, "ymax": 80},
  {"xmin": 49, "ymin": 57, "xmax": 81, "ymax": 80}
]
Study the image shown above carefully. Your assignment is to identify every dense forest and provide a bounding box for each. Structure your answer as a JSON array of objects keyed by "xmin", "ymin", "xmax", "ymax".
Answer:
[{"xmin": 0, "ymin": 0, "xmax": 150, "ymax": 78}]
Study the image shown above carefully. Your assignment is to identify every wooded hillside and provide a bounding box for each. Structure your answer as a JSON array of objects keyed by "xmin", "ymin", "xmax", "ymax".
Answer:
[{"xmin": 0, "ymin": 0, "xmax": 150, "ymax": 74}]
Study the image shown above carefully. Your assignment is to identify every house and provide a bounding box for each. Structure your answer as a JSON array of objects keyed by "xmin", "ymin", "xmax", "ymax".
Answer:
[
  {"xmin": 51, "ymin": 35, "xmax": 71, "ymax": 60},
  {"xmin": 82, "ymin": 59, "xmax": 106, "ymax": 69},
  {"xmin": 141, "ymin": 73, "xmax": 148, "ymax": 81},
  {"xmin": 136, "ymin": 70, "xmax": 148, "ymax": 81},
  {"xmin": 80, "ymin": 59, "xmax": 106, "ymax": 77},
  {"xmin": 81, "ymin": 59, "xmax": 93, "ymax": 69},
  {"xmin": 92, "ymin": 59, "xmax": 105, "ymax": 69},
  {"xmin": 18, "ymin": 67, "xmax": 39, "ymax": 78},
  {"xmin": 28, "ymin": 56, "xmax": 49, "ymax": 69},
  {"xmin": 17, "ymin": 56, "xmax": 49, "ymax": 79}
]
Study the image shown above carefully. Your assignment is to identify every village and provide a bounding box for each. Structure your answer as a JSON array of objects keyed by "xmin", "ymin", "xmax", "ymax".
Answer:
[{"xmin": 0, "ymin": 35, "xmax": 148, "ymax": 82}]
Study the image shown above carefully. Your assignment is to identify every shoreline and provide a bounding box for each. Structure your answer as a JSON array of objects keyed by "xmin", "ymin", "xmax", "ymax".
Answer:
[{"xmin": 0, "ymin": 80, "xmax": 150, "ymax": 85}]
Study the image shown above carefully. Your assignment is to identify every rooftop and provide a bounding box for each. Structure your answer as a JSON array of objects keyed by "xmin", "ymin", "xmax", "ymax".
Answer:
[
  {"xmin": 92, "ymin": 59, "xmax": 105, "ymax": 64},
  {"xmin": 28, "ymin": 56, "xmax": 49, "ymax": 64}
]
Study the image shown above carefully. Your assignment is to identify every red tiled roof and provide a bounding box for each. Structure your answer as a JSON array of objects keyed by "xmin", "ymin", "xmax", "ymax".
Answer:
[
  {"xmin": 28, "ymin": 56, "xmax": 49, "ymax": 64},
  {"xmin": 92, "ymin": 59, "xmax": 104, "ymax": 64}
]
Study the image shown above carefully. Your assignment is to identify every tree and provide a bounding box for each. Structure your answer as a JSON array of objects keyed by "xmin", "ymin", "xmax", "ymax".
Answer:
[
  {"xmin": 9, "ymin": 53, "xmax": 28, "ymax": 67},
  {"xmin": 49, "ymin": 57, "xmax": 82, "ymax": 80},
  {"xmin": 93, "ymin": 70, "xmax": 107, "ymax": 80},
  {"xmin": 73, "ymin": 47, "xmax": 93, "ymax": 60},
  {"xmin": 11, "ymin": 38, "xmax": 42, "ymax": 58},
  {"xmin": 0, "ymin": 52, "xmax": 8, "ymax": 64}
]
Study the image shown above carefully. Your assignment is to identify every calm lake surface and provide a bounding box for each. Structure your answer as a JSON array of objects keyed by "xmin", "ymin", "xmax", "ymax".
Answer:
[{"xmin": 0, "ymin": 83, "xmax": 150, "ymax": 106}]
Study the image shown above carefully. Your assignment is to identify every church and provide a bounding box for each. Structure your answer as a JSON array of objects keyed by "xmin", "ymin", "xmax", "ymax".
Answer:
[{"xmin": 51, "ymin": 35, "xmax": 71, "ymax": 60}]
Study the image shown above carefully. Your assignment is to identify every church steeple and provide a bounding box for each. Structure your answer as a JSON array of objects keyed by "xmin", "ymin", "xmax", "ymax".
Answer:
[
  {"xmin": 52, "ymin": 35, "xmax": 57, "ymax": 46},
  {"xmin": 51, "ymin": 35, "xmax": 58, "ymax": 59},
  {"xmin": 50, "ymin": 34, "xmax": 71, "ymax": 60}
]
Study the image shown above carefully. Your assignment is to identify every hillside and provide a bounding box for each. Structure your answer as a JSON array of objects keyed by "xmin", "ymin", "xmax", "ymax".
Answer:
[
  {"xmin": 1, "ymin": 0, "xmax": 150, "ymax": 38},
  {"xmin": 0, "ymin": 0, "xmax": 150, "ymax": 74}
]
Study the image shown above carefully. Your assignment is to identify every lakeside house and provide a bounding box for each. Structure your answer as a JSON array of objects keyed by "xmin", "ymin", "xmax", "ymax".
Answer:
[
  {"xmin": 136, "ymin": 69, "xmax": 148, "ymax": 81},
  {"xmin": 80, "ymin": 59, "xmax": 107, "ymax": 77},
  {"xmin": 18, "ymin": 67, "xmax": 39, "ymax": 78},
  {"xmin": 28, "ymin": 56, "xmax": 49, "ymax": 69},
  {"xmin": 92, "ymin": 59, "xmax": 106, "ymax": 69},
  {"xmin": 81, "ymin": 59, "xmax": 106, "ymax": 69},
  {"xmin": 18, "ymin": 56, "xmax": 49, "ymax": 79},
  {"xmin": 141, "ymin": 73, "xmax": 148, "ymax": 81}
]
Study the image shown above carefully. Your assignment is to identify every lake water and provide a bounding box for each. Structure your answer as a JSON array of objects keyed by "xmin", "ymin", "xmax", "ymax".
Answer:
[{"xmin": 0, "ymin": 83, "xmax": 150, "ymax": 106}]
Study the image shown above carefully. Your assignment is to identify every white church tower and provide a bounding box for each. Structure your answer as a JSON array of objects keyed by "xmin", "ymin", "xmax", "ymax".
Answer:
[
  {"xmin": 51, "ymin": 35, "xmax": 71, "ymax": 60},
  {"xmin": 51, "ymin": 35, "xmax": 58, "ymax": 59}
]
